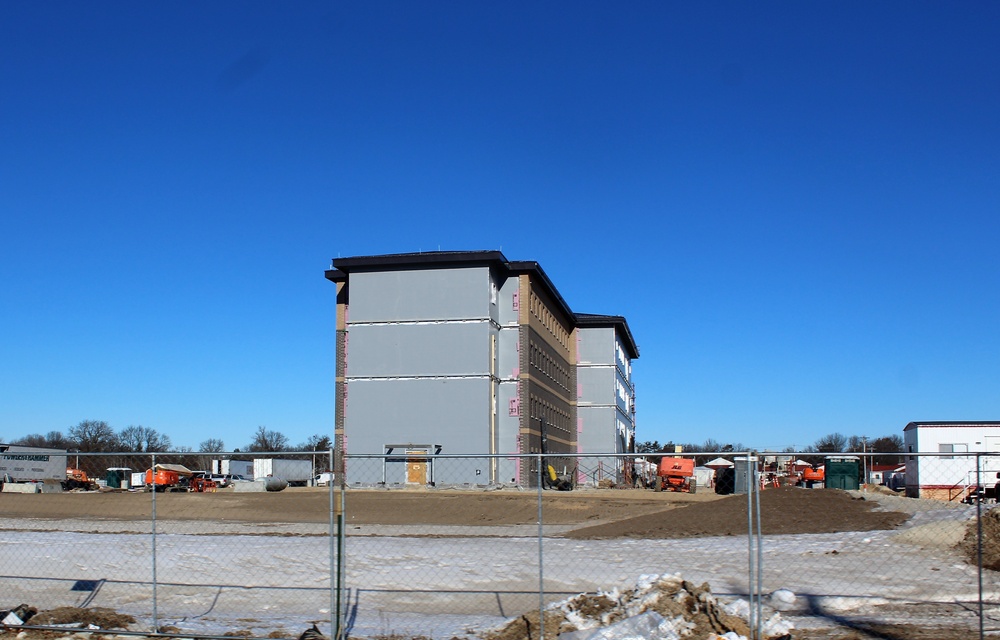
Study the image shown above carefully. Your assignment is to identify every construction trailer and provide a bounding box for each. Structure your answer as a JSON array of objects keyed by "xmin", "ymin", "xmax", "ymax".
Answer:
[
  {"xmin": 212, "ymin": 459, "xmax": 254, "ymax": 478},
  {"xmin": 253, "ymin": 458, "xmax": 311, "ymax": 486},
  {"xmin": 0, "ymin": 444, "xmax": 67, "ymax": 492},
  {"xmin": 903, "ymin": 421, "xmax": 1000, "ymax": 501}
]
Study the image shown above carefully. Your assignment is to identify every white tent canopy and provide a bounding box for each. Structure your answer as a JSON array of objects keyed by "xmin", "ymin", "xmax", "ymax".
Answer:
[{"xmin": 705, "ymin": 457, "xmax": 734, "ymax": 469}]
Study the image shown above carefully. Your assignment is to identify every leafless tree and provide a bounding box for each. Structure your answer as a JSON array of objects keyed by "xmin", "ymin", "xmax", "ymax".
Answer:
[
  {"xmin": 199, "ymin": 438, "xmax": 226, "ymax": 453},
  {"xmin": 13, "ymin": 431, "xmax": 74, "ymax": 449},
  {"xmin": 13, "ymin": 434, "xmax": 44, "ymax": 447},
  {"xmin": 815, "ymin": 433, "xmax": 848, "ymax": 453},
  {"xmin": 69, "ymin": 420, "xmax": 120, "ymax": 452},
  {"xmin": 119, "ymin": 425, "xmax": 172, "ymax": 453},
  {"xmin": 300, "ymin": 434, "xmax": 333, "ymax": 451},
  {"xmin": 246, "ymin": 426, "xmax": 289, "ymax": 453},
  {"xmin": 869, "ymin": 435, "xmax": 905, "ymax": 464}
]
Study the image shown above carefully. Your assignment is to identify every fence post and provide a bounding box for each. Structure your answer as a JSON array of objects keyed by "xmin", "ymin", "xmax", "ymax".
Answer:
[
  {"xmin": 333, "ymin": 446, "xmax": 346, "ymax": 640},
  {"xmin": 327, "ymin": 448, "xmax": 337, "ymax": 640},
  {"xmin": 150, "ymin": 452, "xmax": 158, "ymax": 633},
  {"xmin": 977, "ymin": 452, "xmax": 984, "ymax": 640},
  {"xmin": 538, "ymin": 453, "xmax": 545, "ymax": 640},
  {"xmin": 744, "ymin": 453, "xmax": 763, "ymax": 640},
  {"xmin": 754, "ymin": 457, "xmax": 763, "ymax": 640},
  {"xmin": 746, "ymin": 455, "xmax": 755, "ymax": 640}
]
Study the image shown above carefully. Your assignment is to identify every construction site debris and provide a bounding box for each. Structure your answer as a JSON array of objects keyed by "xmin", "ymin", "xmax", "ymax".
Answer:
[
  {"xmin": 487, "ymin": 574, "xmax": 793, "ymax": 640},
  {"xmin": 28, "ymin": 607, "xmax": 135, "ymax": 630},
  {"xmin": 0, "ymin": 605, "xmax": 36, "ymax": 627}
]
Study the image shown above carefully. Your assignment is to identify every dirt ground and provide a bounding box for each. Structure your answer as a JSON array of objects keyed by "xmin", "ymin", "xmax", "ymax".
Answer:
[{"xmin": 0, "ymin": 485, "xmax": 905, "ymax": 537}]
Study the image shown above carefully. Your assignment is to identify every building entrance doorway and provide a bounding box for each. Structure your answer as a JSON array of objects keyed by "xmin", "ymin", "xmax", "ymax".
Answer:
[{"xmin": 406, "ymin": 449, "xmax": 428, "ymax": 484}]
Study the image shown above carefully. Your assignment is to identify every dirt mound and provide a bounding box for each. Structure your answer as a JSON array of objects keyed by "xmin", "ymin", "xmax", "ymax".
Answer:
[
  {"xmin": 0, "ymin": 604, "xmax": 134, "ymax": 632},
  {"xmin": 564, "ymin": 487, "xmax": 910, "ymax": 539},
  {"xmin": 960, "ymin": 505, "xmax": 1000, "ymax": 569},
  {"xmin": 484, "ymin": 574, "xmax": 787, "ymax": 640}
]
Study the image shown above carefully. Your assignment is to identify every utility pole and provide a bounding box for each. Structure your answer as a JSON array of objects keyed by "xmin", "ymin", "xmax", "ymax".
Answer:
[{"xmin": 862, "ymin": 437, "xmax": 868, "ymax": 488}]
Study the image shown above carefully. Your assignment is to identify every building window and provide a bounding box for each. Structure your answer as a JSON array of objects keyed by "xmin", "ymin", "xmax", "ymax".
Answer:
[{"xmin": 939, "ymin": 443, "xmax": 968, "ymax": 460}]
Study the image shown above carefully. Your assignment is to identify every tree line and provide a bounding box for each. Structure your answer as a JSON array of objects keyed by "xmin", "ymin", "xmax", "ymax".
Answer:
[
  {"xmin": 7, "ymin": 420, "xmax": 332, "ymax": 455},
  {"xmin": 636, "ymin": 432, "xmax": 905, "ymax": 466}
]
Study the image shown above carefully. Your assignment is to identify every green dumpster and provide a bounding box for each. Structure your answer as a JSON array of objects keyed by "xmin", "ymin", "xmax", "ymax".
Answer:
[
  {"xmin": 106, "ymin": 468, "xmax": 131, "ymax": 489},
  {"xmin": 825, "ymin": 456, "xmax": 860, "ymax": 490}
]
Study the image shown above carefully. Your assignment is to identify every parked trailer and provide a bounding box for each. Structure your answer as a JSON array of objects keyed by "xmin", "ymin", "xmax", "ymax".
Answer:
[
  {"xmin": 212, "ymin": 459, "xmax": 253, "ymax": 478},
  {"xmin": 253, "ymin": 458, "xmax": 311, "ymax": 487},
  {"xmin": 0, "ymin": 445, "xmax": 67, "ymax": 490}
]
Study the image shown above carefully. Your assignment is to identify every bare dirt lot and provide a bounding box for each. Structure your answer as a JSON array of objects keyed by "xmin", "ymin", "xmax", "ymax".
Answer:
[{"xmin": 0, "ymin": 485, "xmax": 905, "ymax": 537}]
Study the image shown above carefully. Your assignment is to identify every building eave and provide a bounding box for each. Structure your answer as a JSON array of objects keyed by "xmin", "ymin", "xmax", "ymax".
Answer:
[
  {"xmin": 331, "ymin": 250, "xmax": 509, "ymax": 273},
  {"xmin": 575, "ymin": 313, "xmax": 640, "ymax": 359},
  {"xmin": 904, "ymin": 421, "xmax": 1000, "ymax": 431}
]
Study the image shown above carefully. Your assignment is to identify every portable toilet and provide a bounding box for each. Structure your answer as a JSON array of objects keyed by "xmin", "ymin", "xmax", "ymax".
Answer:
[
  {"xmin": 732, "ymin": 456, "xmax": 759, "ymax": 494},
  {"xmin": 825, "ymin": 456, "xmax": 860, "ymax": 490},
  {"xmin": 715, "ymin": 467, "xmax": 735, "ymax": 495},
  {"xmin": 106, "ymin": 468, "xmax": 132, "ymax": 489}
]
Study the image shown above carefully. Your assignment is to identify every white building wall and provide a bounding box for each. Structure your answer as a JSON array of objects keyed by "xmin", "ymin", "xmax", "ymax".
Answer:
[{"xmin": 905, "ymin": 424, "xmax": 1000, "ymax": 499}]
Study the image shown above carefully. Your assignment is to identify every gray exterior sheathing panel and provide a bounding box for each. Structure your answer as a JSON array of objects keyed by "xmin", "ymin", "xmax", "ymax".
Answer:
[
  {"xmin": 577, "ymin": 327, "xmax": 614, "ymax": 365},
  {"xmin": 348, "ymin": 268, "xmax": 490, "ymax": 322},
  {"xmin": 577, "ymin": 366, "xmax": 614, "ymax": 406},
  {"xmin": 345, "ymin": 378, "xmax": 489, "ymax": 454},
  {"xmin": 577, "ymin": 405, "xmax": 623, "ymax": 486},
  {"xmin": 497, "ymin": 379, "xmax": 521, "ymax": 483},
  {"xmin": 497, "ymin": 276, "xmax": 519, "ymax": 325},
  {"xmin": 344, "ymin": 378, "xmax": 492, "ymax": 485},
  {"xmin": 497, "ymin": 327, "xmax": 520, "ymax": 380},
  {"xmin": 578, "ymin": 406, "xmax": 617, "ymax": 453},
  {"xmin": 346, "ymin": 322, "xmax": 491, "ymax": 377}
]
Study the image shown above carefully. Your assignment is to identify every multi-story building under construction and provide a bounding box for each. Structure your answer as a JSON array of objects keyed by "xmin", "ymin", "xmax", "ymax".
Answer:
[{"xmin": 325, "ymin": 250, "xmax": 638, "ymax": 487}]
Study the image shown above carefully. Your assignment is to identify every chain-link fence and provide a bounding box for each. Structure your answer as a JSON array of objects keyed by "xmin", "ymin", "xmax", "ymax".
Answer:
[{"xmin": 2, "ymin": 450, "xmax": 998, "ymax": 639}]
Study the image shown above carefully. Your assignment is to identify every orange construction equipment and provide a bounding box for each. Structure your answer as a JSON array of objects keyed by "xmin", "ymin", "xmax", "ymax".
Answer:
[
  {"xmin": 189, "ymin": 477, "xmax": 218, "ymax": 493},
  {"xmin": 62, "ymin": 468, "xmax": 99, "ymax": 491},
  {"xmin": 801, "ymin": 466, "xmax": 825, "ymax": 487},
  {"xmin": 654, "ymin": 457, "xmax": 697, "ymax": 493},
  {"xmin": 143, "ymin": 463, "xmax": 201, "ymax": 492},
  {"xmin": 144, "ymin": 466, "xmax": 219, "ymax": 492},
  {"xmin": 145, "ymin": 468, "xmax": 182, "ymax": 491}
]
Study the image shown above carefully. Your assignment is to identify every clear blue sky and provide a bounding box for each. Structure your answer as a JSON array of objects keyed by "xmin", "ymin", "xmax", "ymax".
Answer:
[{"xmin": 2, "ymin": 2, "xmax": 998, "ymax": 452}]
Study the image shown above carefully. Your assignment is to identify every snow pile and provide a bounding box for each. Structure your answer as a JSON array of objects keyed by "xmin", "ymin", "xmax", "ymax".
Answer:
[
  {"xmin": 768, "ymin": 588, "xmax": 797, "ymax": 612},
  {"xmin": 486, "ymin": 574, "xmax": 794, "ymax": 640}
]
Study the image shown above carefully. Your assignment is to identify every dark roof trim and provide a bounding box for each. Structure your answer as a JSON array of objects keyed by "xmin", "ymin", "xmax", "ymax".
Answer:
[
  {"xmin": 575, "ymin": 313, "xmax": 640, "ymax": 359},
  {"xmin": 904, "ymin": 421, "xmax": 1000, "ymax": 431},
  {"xmin": 505, "ymin": 260, "xmax": 575, "ymax": 325},
  {"xmin": 324, "ymin": 269, "xmax": 346, "ymax": 283},
  {"xmin": 324, "ymin": 250, "xmax": 638, "ymax": 359},
  {"xmin": 332, "ymin": 250, "xmax": 508, "ymax": 272}
]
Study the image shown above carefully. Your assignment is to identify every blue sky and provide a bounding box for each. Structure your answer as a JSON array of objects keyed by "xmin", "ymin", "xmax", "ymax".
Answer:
[{"xmin": 2, "ymin": 2, "xmax": 998, "ymax": 452}]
